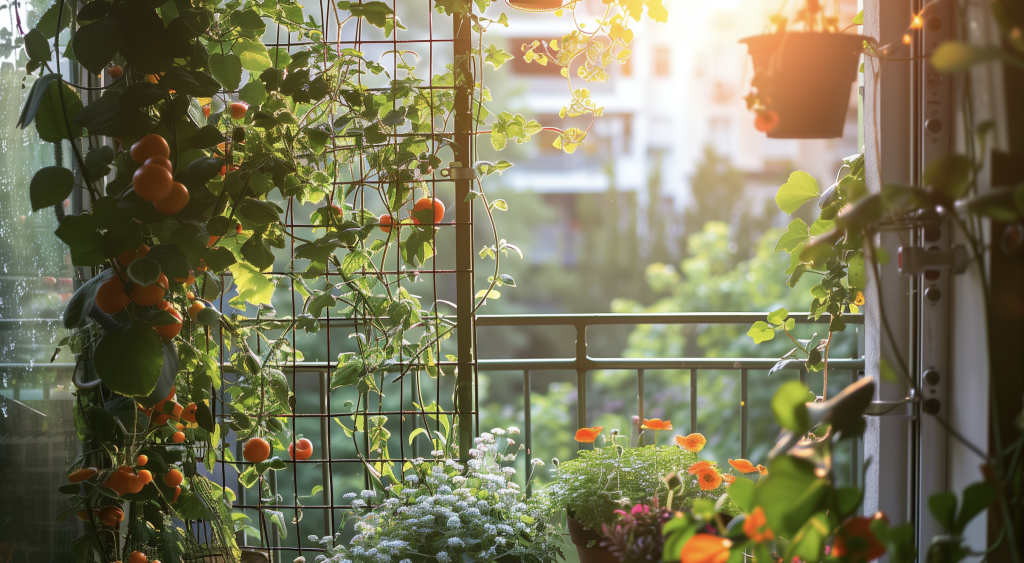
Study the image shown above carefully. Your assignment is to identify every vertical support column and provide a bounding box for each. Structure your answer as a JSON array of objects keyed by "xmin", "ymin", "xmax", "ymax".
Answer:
[
  {"xmin": 741, "ymin": 369, "xmax": 747, "ymax": 460},
  {"xmin": 452, "ymin": 9, "xmax": 475, "ymax": 461},
  {"xmin": 318, "ymin": 371, "xmax": 333, "ymax": 534},
  {"xmin": 863, "ymin": 0, "xmax": 915, "ymax": 530},
  {"xmin": 916, "ymin": 0, "xmax": 953, "ymax": 546},
  {"xmin": 575, "ymin": 323, "xmax": 588, "ymax": 434},
  {"xmin": 523, "ymin": 370, "xmax": 533, "ymax": 496}
]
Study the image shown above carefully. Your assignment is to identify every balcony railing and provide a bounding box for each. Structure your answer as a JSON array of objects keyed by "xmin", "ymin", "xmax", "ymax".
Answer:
[{"xmin": 475, "ymin": 312, "xmax": 866, "ymax": 495}]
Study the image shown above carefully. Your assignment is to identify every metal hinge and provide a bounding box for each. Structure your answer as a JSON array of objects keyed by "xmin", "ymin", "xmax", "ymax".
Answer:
[{"xmin": 898, "ymin": 245, "xmax": 969, "ymax": 275}]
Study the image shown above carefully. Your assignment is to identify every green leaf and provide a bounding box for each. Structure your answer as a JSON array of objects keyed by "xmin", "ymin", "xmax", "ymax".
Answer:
[
  {"xmin": 17, "ymin": 73, "xmax": 61, "ymax": 130},
  {"xmin": 929, "ymin": 492, "xmax": 957, "ymax": 531},
  {"xmin": 94, "ymin": 321, "xmax": 165, "ymax": 397},
  {"xmin": 776, "ymin": 171, "xmax": 820, "ymax": 214},
  {"xmin": 954, "ymin": 482, "xmax": 995, "ymax": 535},
  {"xmin": 931, "ymin": 41, "xmax": 1009, "ymax": 72},
  {"xmin": 747, "ymin": 321, "xmax": 775, "ymax": 344},
  {"xmin": 24, "ymin": 29, "xmax": 51, "ymax": 62},
  {"xmin": 767, "ymin": 307, "xmax": 789, "ymax": 326},
  {"xmin": 727, "ymin": 477, "xmax": 755, "ymax": 513},
  {"xmin": 775, "ymin": 219, "xmax": 809, "ymax": 252},
  {"xmin": 71, "ymin": 16, "xmax": 122, "ymax": 74},
  {"xmin": 238, "ymin": 198, "xmax": 283, "ymax": 226},
  {"xmin": 753, "ymin": 456, "xmax": 818, "ymax": 537},
  {"xmin": 239, "ymin": 80, "xmax": 268, "ymax": 106},
  {"xmin": 808, "ymin": 218, "xmax": 835, "ymax": 237},
  {"xmin": 852, "ymin": 10, "xmax": 863, "ymax": 24},
  {"xmin": 209, "ymin": 53, "xmax": 243, "ymax": 91},
  {"xmin": 772, "ymin": 380, "xmax": 812, "ymax": 434},
  {"xmin": 348, "ymin": 1, "xmax": 395, "ymax": 28},
  {"xmin": 847, "ymin": 252, "xmax": 866, "ymax": 290},
  {"xmin": 228, "ymin": 262, "xmax": 275, "ymax": 305},
  {"xmin": 64, "ymin": 270, "xmax": 114, "ymax": 329},
  {"xmin": 35, "ymin": 1, "xmax": 72, "ymax": 37},
  {"xmin": 923, "ymin": 154, "xmax": 973, "ymax": 199},
  {"xmin": 234, "ymin": 39, "xmax": 273, "ymax": 72},
  {"xmin": 128, "ymin": 257, "xmax": 162, "ymax": 285},
  {"xmin": 30, "ymin": 166, "xmax": 74, "ymax": 211},
  {"xmin": 35, "ymin": 81, "xmax": 84, "ymax": 142},
  {"xmin": 190, "ymin": 125, "xmax": 224, "ymax": 149}
]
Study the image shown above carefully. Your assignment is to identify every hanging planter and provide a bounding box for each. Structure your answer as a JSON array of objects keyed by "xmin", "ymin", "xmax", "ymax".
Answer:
[
  {"xmin": 566, "ymin": 514, "xmax": 620, "ymax": 563},
  {"xmin": 740, "ymin": 32, "xmax": 865, "ymax": 139},
  {"xmin": 505, "ymin": 0, "xmax": 565, "ymax": 12}
]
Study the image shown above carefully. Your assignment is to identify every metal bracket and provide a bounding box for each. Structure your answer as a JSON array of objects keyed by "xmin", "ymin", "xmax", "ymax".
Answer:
[
  {"xmin": 864, "ymin": 399, "xmax": 916, "ymax": 418},
  {"xmin": 898, "ymin": 245, "xmax": 969, "ymax": 275},
  {"xmin": 441, "ymin": 162, "xmax": 477, "ymax": 180}
]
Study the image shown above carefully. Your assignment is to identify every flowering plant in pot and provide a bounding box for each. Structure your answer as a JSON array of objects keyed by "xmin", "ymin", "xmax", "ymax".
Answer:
[
  {"xmin": 740, "ymin": 0, "xmax": 866, "ymax": 139},
  {"xmin": 538, "ymin": 419, "xmax": 757, "ymax": 563},
  {"xmin": 310, "ymin": 428, "xmax": 564, "ymax": 563}
]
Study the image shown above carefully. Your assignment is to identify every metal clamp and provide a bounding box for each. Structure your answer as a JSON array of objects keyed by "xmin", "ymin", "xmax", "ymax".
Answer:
[
  {"xmin": 440, "ymin": 162, "xmax": 477, "ymax": 180},
  {"xmin": 898, "ymin": 245, "xmax": 969, "ymax": 275},
  {"xmin": 863, "ymin": 398, "xmax": 916, "ymax": 418}
]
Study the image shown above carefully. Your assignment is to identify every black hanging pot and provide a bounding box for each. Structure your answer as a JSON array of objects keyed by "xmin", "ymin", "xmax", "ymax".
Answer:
[
  {"xmin": 566, "ymin": 515, "xmax": 620, "ymax": 563},
  {"xmin": 740, "ymin": 32, "xmax": 866, "ymax": 139}
]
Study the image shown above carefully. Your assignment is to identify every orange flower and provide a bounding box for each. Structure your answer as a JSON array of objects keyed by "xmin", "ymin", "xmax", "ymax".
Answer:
[
  {"xmin": 574, "ymin": 426, "xmax": 604, "ymax": 443},
  {"xmin": 854, "ymin": 291, "xmax": 865, "ymax": 306},
  {"xmin": 675, "ymin": 433, "xmax": 707, "ymax": 453},
  {"xmin": 743, "ymin": 507, "xmax": 774, "ymax": 543},
  {"xmin": 696, "ymin": 468, "xmax": 723, "ymax": 491},
  {"xmin": 680, "ymin": 534, "xmax": 732, "ymax": 563},
  {"xmin": 722, "ymin": 474, "xmax": 736, "ymax": 485},
  {"xmin": 641, "ymin": 418, "xmax": 672, "ymax": 431},
  {"xmin": 688, "ymin": 460, "xmax": 715, "ymax": 475},
  {"xmin": 728, "ymin": 459, "xmax": 757, "ymax": 473},
  {"xmin": 756, "ymin": 464, "xmax": 768, "ymax": 476}
]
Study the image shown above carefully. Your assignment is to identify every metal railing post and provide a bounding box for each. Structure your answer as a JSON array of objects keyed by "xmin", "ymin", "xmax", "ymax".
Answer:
[
  {"xmin": 576, "ymin": 323, "xmax": 588, "ymax": 434},
  {"xmin": 637, "ymin": 369, "xmax": 645, "ymax": 424},
  {"xmin": 318, "ymin": 371, "xmax": 332, "ymax": 534},
  {"xmin": 523, "ymin": 369, "xmax": 533, "ymax": 496},
  {"xmin": 741, "ymin": 369, "xmax": 748, "ymax": 460},
  {"xmin": 690, "ymin": 368, "xmax": 697, "ymax": 433}
]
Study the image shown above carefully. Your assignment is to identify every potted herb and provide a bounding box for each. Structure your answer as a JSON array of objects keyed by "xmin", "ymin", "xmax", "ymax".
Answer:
[
  {"xmin": 740, "ymin": 0, "xmax": 866, "ymax": 138},
  {"xmin": 317, "ymin": 428, "xmax": 564, "ymax": 563},
  {"xmin": 539, "ymin": 418, "xmax": 753, "ymax": 563}
]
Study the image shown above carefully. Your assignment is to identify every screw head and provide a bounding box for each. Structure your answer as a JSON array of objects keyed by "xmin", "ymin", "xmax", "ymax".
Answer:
[
  {"xmin": 923, "ymin": 369, "xmax": 940, "ymax": 386},
  {"xmin": 925, "ymin": 286, "xmax": 942, "ymax": 302}
]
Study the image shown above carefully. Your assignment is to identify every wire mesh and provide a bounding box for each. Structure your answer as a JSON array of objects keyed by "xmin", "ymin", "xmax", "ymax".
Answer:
[{"xmin": 203, "ymin": 1, "xmax": 481, "ymax": 560}]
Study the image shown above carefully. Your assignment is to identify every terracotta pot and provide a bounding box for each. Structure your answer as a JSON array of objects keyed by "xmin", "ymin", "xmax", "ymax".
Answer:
[
  {"xmin": 566, "ymin": 515, "xmax": 620, "ymax": 563},
  {"xmin": 505, "ymin": 0, "xmax": 564, "ymax": 11},
  {"xmin": 740, "ymin": 32, "xmax": 866, "ymax": 139}
]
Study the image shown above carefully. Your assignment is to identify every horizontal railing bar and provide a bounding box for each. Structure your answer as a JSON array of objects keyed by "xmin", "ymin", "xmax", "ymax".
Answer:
[
  {"xmin": 479, "ymin": 358, "xmax": 865, "ymax": 370},
  {"xmin": 0, "ymin": 358, "xmax": 866, "ymax": 371},
  {"xmin": 2, "ymin": 312, "xmax": 863, "ymax": 329},
  {"xmin": 476, "ymin": 313, "xmax": 864, "ymax": 326}
]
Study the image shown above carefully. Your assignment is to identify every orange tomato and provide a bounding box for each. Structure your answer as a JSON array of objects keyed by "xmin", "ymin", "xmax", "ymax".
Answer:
[
  {"xmin": 130, "ymin": 273, "xmax": 168, "ymax": 306},
  {"xmin": 164, "ymin": 469, "xmax": 184, "ymax": 488},
  {"xmin": 96, "ymin": 277, "xmax": 131, "ymax": 314},
  {"xmin": 130, "ymin": 134, "xmax": 170, "ymax": 165},
  {"xmin": 243, "ymin": 438, "xmax": 271, "ymax": 463},
  {"xmin": 133, "ymin": 164, "xmax": 173, "ymax": 202},
  {"xmin": 144, "ymin": 156, "xmax": 173, "ymax": 174},
  {"xmin": 68, "ymin": 467, "xmax": 98, "ymax": 483},
  {"xmin": 230, "ymin": 102, "xmax": 249, "ymax": 120},
  {"xmin": 378, "ymin": 214, "xmax": 394, "ymax": 233},
  {"xmin": 412, "ymin": 196, "xmax": 445, "ymax": 224},
  {"xmin": 288, "ymin": 438, "xmax": 314, "ymax": 461},
  {"xmin": 153, "ymin": 182, "xmax": 189, "ymax": 215}
]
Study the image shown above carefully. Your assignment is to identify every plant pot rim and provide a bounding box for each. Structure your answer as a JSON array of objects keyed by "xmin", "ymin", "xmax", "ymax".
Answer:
[
  {"xmin": 505, "ymin": 0, "xmax": 566, "ymax": 12},
  {"xmin": 566, "ymin": 513, "xmax": 605, "ymax": 547},
  {"xmin": 738, "ymin": 31, "xmax": 869, "ymax": 45}
]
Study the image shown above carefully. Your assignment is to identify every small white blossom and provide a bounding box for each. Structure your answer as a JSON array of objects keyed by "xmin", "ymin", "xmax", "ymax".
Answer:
[
  {"xmin": 490, "ymin": 427, "xmax": 506, "ymax": 435},
  {"xmin": 507, "ymin": 426, "xmax": 521, "ymax": 434},
  {"xmin": 447, "ymin": 537, "xmax": 464, "ymax": 547},
  {"xmin": 437, "ymin": 552, "xmax": 450, "ymax": 563},
  {"xmin": 447, "ymin": 515, "xmax": 461, "ymax": 528},
  {"xmin": 531, "ymin": 458, "xmax": 545, "ymax": 466},
  {"xmin": 343, "ymin": 493, "xmax": 357, "ymax": 499}
]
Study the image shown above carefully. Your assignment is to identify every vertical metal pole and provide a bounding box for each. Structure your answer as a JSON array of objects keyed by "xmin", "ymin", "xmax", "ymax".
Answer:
[
  {"xmin": 576, "ymin": 323, "xmax": 587, "ymax": 433},
  {"xmin": 523, "ymin": 370, "xmax": 533, "ymax": 497},
  {"xmin": 690, "ymin": 368, "xmax": 697, "ymax": 434},
  {"xmin": 319, "ymin": 371, "xmax": 332, "ymax": 534},
  {"xmin": 741, "ymin": 369, "xmax": 748, "ymax": 460},
  {"xmin": 452, "ymin": 8, "xmax": 475, "ymax": 461},
  {"xmin": 637, "ymin": 369, "xmax": 645, "ymax": 423}
]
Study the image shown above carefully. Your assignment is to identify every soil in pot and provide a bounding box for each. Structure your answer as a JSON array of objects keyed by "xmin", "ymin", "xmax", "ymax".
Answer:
[
  {"xmin": 566, "ymin": 514, "xmax": 621, "ymax": 563},
  {"xmin": 740, "ymin": 32, "xmax": 866, "ymax": 139}
]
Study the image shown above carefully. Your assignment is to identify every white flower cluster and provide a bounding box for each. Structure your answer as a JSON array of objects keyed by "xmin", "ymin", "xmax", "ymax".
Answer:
[{"xmin": 311, "ymin": 427, "xmax": 562, "ymax": 563}]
